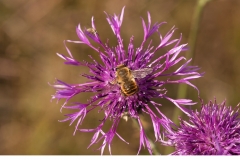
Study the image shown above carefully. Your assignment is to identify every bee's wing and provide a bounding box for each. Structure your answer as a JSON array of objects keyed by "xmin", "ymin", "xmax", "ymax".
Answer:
[{"xmin": 132, "ymin": 68, "xmax": 153, "ymax": 79}]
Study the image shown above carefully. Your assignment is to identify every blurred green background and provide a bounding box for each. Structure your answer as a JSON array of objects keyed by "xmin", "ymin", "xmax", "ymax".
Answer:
[{"xmin": 0, "ymin": 0, "xmax": 240, "ymax": 155}]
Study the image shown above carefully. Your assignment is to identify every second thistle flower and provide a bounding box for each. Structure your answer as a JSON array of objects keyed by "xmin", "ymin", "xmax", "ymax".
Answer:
[{"xmin": 162, "ymin": 99, "xmax": 240, "ymax": 155}]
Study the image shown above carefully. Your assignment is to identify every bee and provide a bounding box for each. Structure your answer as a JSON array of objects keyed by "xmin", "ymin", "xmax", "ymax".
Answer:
[
  {"xmin": 86, "ymin": 28, "xmax": 98, "ymax": 36},
  {"xmin": 115, "ymin": 64, "xmax": 153, "ymax": 96}
]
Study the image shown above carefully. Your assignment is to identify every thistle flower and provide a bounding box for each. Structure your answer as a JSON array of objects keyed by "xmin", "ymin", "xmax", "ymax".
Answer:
[
  {"xmin": 51, "ymin": 7, "xmax": 202, "ymax": 154},
  {"xmin": 162, "ymin": 99, "xmax": 240, "ymax": 155}
]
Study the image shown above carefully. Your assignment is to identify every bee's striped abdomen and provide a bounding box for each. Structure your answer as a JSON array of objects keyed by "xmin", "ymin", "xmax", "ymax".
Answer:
[{"xmin": 121, "ymin": 80, "xmax": 138, "ymax": 96}]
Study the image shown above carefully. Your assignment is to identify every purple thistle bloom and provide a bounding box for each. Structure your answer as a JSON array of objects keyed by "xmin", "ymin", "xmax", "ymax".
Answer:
[
  {"xmin": 162, "ymin": 99, "xmax": 240, "ymax": 155},
  {"xmin": 51, "ymin": 7, "xmax": 202, "ymax": 154}
]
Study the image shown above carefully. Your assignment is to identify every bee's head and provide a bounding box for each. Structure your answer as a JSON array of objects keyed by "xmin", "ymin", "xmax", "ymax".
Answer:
[{"xmin": 116, "ymin": 64, "xmax": 126, "ymax": 71}]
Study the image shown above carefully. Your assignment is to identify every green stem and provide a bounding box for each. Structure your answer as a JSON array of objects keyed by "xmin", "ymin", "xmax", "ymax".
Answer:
[
  {"xmin": 173, "ymin": 0, "xmax": 210, "ymax": 128},
  {"xmin": 165, "ymin": 0, "xmax": 211, "ymax": 155},
  {"xmin": 187, "ymin": 0, "xmax": 211, "ymax": 61}
]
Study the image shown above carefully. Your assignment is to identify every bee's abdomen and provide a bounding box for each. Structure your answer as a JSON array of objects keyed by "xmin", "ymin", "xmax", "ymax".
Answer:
[{"xmin": 121, "ymin": 81, "xmax": 138, "ymax": 96}]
